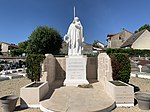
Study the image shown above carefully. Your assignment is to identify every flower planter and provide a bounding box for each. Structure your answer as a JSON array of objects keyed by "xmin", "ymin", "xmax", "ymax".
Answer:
[
  {"xmin": 106, "ymin": 81, "xmax": 134, "ymax": 107},
  {"xmin": 20, "ymin": 81, "xmax": 49, "ymax": 108},
  {"xmin": 0, "ymin": 95, "xmax": 18, "ymax": 112},
  {"xmin": 135, "ymin": 92, "xmax": 150, "ymax": 110}
]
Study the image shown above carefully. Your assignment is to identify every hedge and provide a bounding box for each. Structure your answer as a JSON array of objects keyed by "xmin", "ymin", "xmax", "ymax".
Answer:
[
  {"xmin": 109, "ymin": 53, "xmax": 131, "ymax": 83},
  {"xmin": 106, "ymin": 48, "xmax": 150, "ymax": 56}
]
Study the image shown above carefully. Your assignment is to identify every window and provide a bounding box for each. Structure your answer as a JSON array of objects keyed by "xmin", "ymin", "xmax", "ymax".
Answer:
[{"xmin": 119, "ymin": 36, "xmax": 121, "ymax": 40}]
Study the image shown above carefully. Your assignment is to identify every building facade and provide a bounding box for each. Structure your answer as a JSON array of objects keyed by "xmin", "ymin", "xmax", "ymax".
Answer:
[
  {"xmin": 0, "ymin": 42, "xmax": 18, "ymax": 53},
  {"xmin": 107, "ymin": 29, "xmax": 133, "ymax": 48},
  {"xmin": 121, "ymin": 29, "xmax": 150, "ymax": 49}
]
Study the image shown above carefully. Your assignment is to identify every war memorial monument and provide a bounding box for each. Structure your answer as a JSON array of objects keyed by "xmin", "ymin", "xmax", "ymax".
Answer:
[{"xmin": 19, "ymin": 7, "xmax": 134, "ymax": 112}]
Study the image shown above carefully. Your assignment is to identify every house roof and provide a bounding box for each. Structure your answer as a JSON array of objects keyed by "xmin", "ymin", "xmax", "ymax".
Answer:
[
  {"xmin": 121, "ymin": 29, "xmax": 147, "ymax": 48},
  {"xmin": 97, "ymin": 41, "xmax": 105, "ymax": 46},
  {"xmin": 107, "ymin": 28, "xmax": 133, "ymax": 38},
  {"xmin": 107, "ymin": 33, "xmax": 119, "ymax": 37},
  {"xmin": 0, "ymin": 42, "xmax": 19, "ymax": 48},
  {"xmin": 122, "ymin": 28, "xmax": 133, "ymax": 34}
]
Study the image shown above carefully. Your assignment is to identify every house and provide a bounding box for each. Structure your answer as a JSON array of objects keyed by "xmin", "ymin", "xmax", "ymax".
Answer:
[
  {"xmin": 121, "ymin": 29, "xmax": 150, "ymax": 49},
  {"xmin": 93, "ymin": 41, "xmax": 105, "ymax": 48},
  {"xmin": 0, "ymin": 42, "xmax": 18, "ymax": 53},
  {"xmin": 107, "ymin": 29, "xmax": 133, "ymax": 48},
  {"xmin": 92, "ymin": 41, "xmax": 105, "ymax": 53}
]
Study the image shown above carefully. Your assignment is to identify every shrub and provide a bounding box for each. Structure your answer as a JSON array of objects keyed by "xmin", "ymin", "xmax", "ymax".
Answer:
[
  {"xmin": 106, "ymin": 48, "xmax": 150, "ymax": 56},
  {"xmin": 26, "ymin": 54, "xmax": 45, "ymax": 82},
  {"xmin": 0, "ymin": 65, "xmax": 3, "ymax": 72},
  {"xmin": 110, "ymin": 53, "xmax": 131, "ymax": 83}
]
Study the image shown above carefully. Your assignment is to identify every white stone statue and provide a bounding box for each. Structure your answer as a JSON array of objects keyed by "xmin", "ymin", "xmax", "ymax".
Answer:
[{"xmin": 64, "ymin": 17, "xmax": 84, "ymax": 56}]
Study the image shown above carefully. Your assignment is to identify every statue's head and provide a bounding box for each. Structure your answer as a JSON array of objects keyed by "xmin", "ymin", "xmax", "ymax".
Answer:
[{"xmin": 74, "ymin": 17, "xmax": 79, "ymax": 22}]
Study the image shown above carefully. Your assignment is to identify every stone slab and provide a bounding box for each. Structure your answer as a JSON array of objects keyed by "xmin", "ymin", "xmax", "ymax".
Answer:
[{"xmin": 40, "ymin": 81, "xmax": 116, "ymax": 112}]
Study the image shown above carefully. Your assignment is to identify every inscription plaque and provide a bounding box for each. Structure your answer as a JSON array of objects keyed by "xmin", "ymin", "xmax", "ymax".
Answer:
[{"xmin": 64, "ymin": 56, "xmax": 89, "ymax": 86}]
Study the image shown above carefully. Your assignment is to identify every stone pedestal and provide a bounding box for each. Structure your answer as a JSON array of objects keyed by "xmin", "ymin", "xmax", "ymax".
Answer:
[{"xmin": 64, "ymin": 55, "xmax": 89, "ymax": 86}]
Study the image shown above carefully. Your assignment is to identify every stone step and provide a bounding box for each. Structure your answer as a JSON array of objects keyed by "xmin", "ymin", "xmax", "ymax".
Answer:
[{"xmin": 40, "ymin": 80, "xmax": 115, "ymax": 112}]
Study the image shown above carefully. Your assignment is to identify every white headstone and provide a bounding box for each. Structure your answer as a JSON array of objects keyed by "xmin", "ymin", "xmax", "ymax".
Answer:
[{"xmin": 138, "ymin": 65, "xmax": 142, "ymax": 73}]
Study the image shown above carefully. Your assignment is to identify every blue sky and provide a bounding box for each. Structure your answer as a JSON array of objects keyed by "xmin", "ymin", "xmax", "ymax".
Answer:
[{"xmin": 0, "ymin": 0, "xmax": 150, "ymax": 45}]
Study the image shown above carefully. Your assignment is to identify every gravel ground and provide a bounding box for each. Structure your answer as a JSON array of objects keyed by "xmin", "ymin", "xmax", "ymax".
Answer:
[
  {"xmin": 0, "ymin": 78, "xmax": 41, "ymax": 112},
  {"xmin": 0, "ymin": 77, "xmax": 150, "ymax": 112}
]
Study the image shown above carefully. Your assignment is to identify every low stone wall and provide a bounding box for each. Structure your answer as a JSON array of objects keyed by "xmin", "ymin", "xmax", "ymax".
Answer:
[
  {"xmin": 55, "ymin": 57, "xmax": 97, "ymax": 79},
  {"xmin": 86, "ymin": 57, "xmax": 97, "ymax": 79},
  {"xmin": 41, "ymin": 54, "xmax": 98, "ymax": 86},
  {"xmin": 55, "ymin": 57, "xmax": 66, "ymax": 79},
  {"xmin": 41, "ymin": 54, "xmax": 56, "ymax": 86}
]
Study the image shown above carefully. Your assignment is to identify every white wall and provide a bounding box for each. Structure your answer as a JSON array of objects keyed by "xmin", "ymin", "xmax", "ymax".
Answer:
[
  {"xmin": 1, "ymin": 43, "xmax": 9, "ymax": 52},
  {"xmin": 132, "ymin": 30, "xmax": 150, "ymax": 49}
]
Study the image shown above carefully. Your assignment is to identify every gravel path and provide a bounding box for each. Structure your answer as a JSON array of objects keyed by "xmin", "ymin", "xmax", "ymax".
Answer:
[{"xmin": 0, "ymin": 77, "xmax": 150, "ymax": 112}]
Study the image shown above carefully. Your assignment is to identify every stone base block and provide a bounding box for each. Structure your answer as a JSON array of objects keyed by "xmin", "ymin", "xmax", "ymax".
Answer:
[
  {"xmin": 64, "ymin": 79, "xmax": 89, "ymax": 86},
  {"xmin": 64, "ymin": 55, "xmax": 89, "ymax": 87}
]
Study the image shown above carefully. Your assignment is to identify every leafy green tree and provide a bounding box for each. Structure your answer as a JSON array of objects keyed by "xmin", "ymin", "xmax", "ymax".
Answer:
[
  {"xmin": 26, "ymin": 54, "xmax": 45, "ymax": 82},
  {"xmin": 27, "ymin": 26, "xmax": 62, "ymax": 55},
  {"xmin": 135, "ymin": 24, "xmax": 150, "ymax": 33},
  {"xmin": 10, "ymin": 41, "xmax": 28, "ymax": 56},
  {"xmin": 18, "ymin": 41, "xmax": 28, "ymax": 50}
]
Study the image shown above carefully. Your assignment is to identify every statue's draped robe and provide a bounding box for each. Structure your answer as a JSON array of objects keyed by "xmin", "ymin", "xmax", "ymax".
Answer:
[{"xmin": 66, "ymin": 20, "xmax": 83, "ymax": 55}]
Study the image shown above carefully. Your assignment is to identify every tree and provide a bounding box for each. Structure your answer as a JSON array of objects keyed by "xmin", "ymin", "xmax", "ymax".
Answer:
[
  {"xmin": 135, "ymin": 24, "xmax": 150, "ymax": 33},
  {"xmin": 27, "ymin": 26, "xmax": 63, "ymax": 55},
  {"xmin": 10, "ymin": 41, "xmax": 28, "ymax": 57},
  {"xmin": 18, "ymin": 41, "xmax": 28, "ymax": 50}
]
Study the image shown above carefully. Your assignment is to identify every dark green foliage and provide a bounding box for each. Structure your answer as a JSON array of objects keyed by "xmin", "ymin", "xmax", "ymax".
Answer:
[
  {"xmin": 26, "ymin": 54, "xmax": 45, "ymax": 82},
  {"xmin": 27, "ymin": 26, "xmax": 63, "ymax": 55},
  {"xmin": 106, "ymin": 48, "xmax": 150, "ymax": 56},
  {"xmin": 0, "ymin": 65, "xmax": 2, "ymax": 71},
  {"xmin": 10, "ymin": 49, "xmax": 26, "ymax": 57},
  {"xmin": 135, "ymin": 24, "xmax": 150, "ymax": 33},
  {"xmin": 110, "ymin": 53, "xmax": 131, "ymax": 83},
  {"xmin": 10, "ymin": 41, "xmax": 28, "ymax": 57}
]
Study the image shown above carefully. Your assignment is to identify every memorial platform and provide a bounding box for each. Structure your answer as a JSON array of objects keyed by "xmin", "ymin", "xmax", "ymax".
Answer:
[{"xmin": 40, "ymin": 80, "xmax": 116, "ymax": 112}]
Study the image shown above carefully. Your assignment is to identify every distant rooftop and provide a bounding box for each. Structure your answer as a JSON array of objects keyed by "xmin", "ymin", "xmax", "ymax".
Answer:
[
  {"xmin": 121, "ymin": 29, "xmax": 147, "ymax": 48},
  {"xmin": 0, "ymin": 42, "xmax": 19, "ymax": 48}
]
